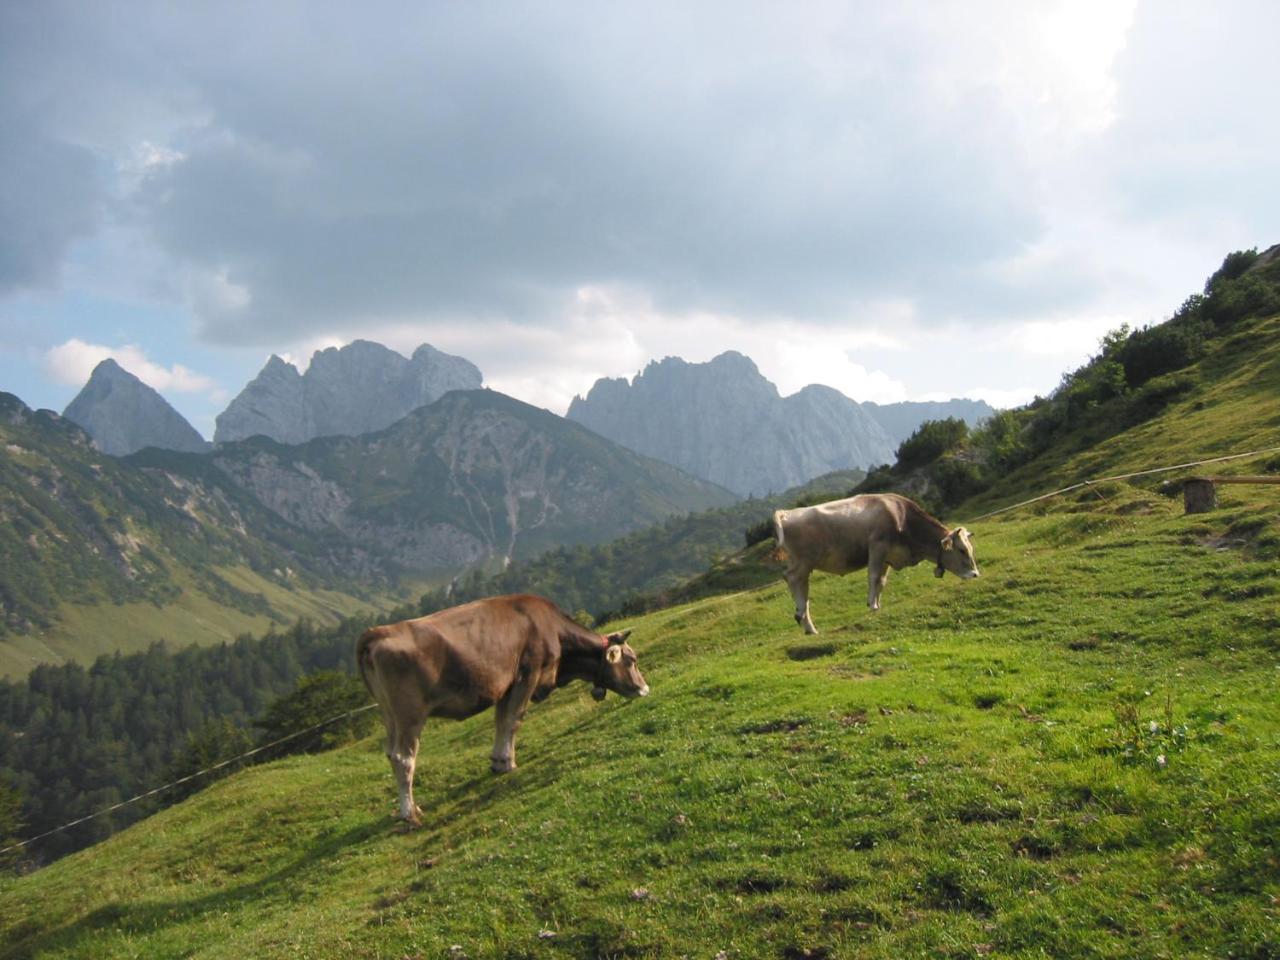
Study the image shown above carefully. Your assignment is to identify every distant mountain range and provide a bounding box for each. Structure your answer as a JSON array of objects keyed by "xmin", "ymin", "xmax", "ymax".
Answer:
[
  {"xmin": 58, "ymin": 341, "xmax": 993, "ymax": 500},
  {"xmin": 568, "ymin": 352, "xmax": 993, "ymax": 496},
  {"xmin": 0, "ymin": 386, "xmax": 733, "ymax": 674},
  {"xmin": 214, "ymin": 340, "xmax": 483, "ymax": 444}
]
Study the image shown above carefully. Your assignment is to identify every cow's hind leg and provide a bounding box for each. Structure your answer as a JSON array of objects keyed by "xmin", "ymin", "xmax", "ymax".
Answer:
[
  {"xmin": 784, "ymin": 566, "xmax": 819, "ymax": 634},
  {"xmin": 491, "ymin": 674, "xmax": 536, "ymax": 774},
  {"xmin": 868, "ymin": 555, "xmax": 890, "ymax": 611},
  {"xmin": 388, "ymin": 715, "xmax": 425, "ymax": 826}
]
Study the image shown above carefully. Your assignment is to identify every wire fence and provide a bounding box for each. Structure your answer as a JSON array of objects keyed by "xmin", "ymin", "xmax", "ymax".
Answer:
[
  {"xmin": 964, "ymin": 445, "xmax": 1280, "ymax": 523},
  {"xmin": 0, "ymin": 703, "xmax": 378, "ymax": 858}
]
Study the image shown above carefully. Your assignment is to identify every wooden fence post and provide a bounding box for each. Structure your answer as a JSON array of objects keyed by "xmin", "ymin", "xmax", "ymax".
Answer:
[{"xmin": 1183, "ymin": 478, "xmax": 1216, "ymax": 514}]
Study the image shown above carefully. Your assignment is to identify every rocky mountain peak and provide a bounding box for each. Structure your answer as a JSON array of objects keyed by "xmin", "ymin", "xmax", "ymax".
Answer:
[
  {"xmin": 214, "ymin": 340, "xmax": 483, "ymax": 444},
  {"xmin": 567, "ymin": 352, "xmax": 995, "ymax": 496},
  {"xmin": 61, "ymin": 360, "xmax": 209, "ymax": 457},
  {"xmin": 568, "ymin": 352, "xmax": 886, "ymax": 496}
]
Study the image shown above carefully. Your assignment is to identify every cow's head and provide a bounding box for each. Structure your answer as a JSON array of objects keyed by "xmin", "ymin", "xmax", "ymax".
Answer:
[
  {"xmin": 591, "ymin": 629, "xmax": 650, "ymax": 701},
  {"xmin": 935, "ymin": 527, "xmax": 980, "ymax": 580}
]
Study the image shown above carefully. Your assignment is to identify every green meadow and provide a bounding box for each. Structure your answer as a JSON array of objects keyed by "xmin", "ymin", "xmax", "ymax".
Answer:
[{"xmin": 1, "ymin": 477, "xmax": 1276, "ymax": 958}]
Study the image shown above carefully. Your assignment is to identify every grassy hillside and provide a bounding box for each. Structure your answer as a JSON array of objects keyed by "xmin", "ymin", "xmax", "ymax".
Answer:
[
  {"xmin": 1, "ymin": 476, "xmax": 1275, "ymax": 958},
  {"xmin": 0, "ymin": 396, "xmax": 396, "ymax": 678},
  {"xmin": 0, "ymin": 564, "xmax": 399, "ymax": 680}
]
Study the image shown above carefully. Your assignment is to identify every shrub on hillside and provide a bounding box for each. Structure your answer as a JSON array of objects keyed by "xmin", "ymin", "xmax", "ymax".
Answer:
[
  {"xmin": 0, "ymin": 779, "xmax": 24, "ymax": 870},
  {"xmin": 895, "ymin": 418, "xmax": 969, "ymax": 470},
  {"xmin": 1203, "ymin": 272, "xmax": 1280, "ymax": 329},
  {"xmin": 1204, "ymin": 249, "xmax": 1259, "ymax": 293},
  {"xmin": 933, "ymin": 456, "xmax": 985, "ymax": 506},
  {"xmin": 253, "ymin": 671, "xmax": 376, "ymax": 759},
  {"xmin": 166, "ymin": 717, "xmax": 254, "ymax": 802},
  {"xmin": 1118, "ymin": 317, "xmax": 1208, "ymax": 387}
]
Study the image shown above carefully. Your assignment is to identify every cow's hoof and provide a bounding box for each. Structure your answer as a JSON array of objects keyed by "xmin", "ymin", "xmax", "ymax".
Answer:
[{"xmin": 490, "ymin": 759, "xmax": 516, "ymax": 775}]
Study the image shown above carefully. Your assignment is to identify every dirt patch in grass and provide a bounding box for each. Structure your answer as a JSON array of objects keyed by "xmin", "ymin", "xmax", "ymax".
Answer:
[
  {"xmin": 727, "ymin": 873, "xmax": 788, "ymax": 895},
  {"xmin": 785, "ymin": 642, "xmax": 838, "ymax": 661},
  {"xmin": 740, "ymin": 717, "xmax": 810, "ymax": 735}
]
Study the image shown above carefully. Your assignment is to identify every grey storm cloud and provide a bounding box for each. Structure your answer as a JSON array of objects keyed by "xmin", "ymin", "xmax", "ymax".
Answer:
[
  {"xmin": 0, "ymin": 4, "xmax": 101, "ymax": 293},
  {"xmin": 0, "ymin": 114, "xmax": 99, "ymax": 293},
  {"xmin": 2, "ymin": 2, "xmax": 1052, "ymax": 340},
  {"xmin": 5, "ymin": 1, "xmax": 1279, "ymax": 343}
]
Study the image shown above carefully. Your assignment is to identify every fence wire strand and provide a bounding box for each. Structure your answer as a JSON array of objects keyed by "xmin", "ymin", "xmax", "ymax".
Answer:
[
  {"xmin": 964, "ymin": 445, "xmax": 1280, "ymax": 523},
  {"xmin": 1, "ymin": 703, "xmax": 378, "ymax": 857}
]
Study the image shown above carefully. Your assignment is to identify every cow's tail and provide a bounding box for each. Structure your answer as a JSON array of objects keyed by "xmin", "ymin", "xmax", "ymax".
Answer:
[
  {"xmin": 355, "ymin": 627, "xmax": 382, "ymax": 699},
  {"xmin": 770, "ymin": 510, "xmax": 788, "ymax": 562}
]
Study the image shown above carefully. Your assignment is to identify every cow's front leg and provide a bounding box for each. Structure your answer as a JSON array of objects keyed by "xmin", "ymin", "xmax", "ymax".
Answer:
[
  {"xmin": 491, "ymin": 677, "xmax": 536, "ymax": 774},
  {"xmin": 867, "ymin": 555, "xmax": 890, "ymax": 611},
  {"xmin": 784, "ymin": 567, "xmax": 818, "ymax": 634}
]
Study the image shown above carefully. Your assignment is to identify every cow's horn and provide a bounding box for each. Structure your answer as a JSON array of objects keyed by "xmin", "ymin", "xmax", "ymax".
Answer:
[{"xmin": 606, "ymin": 629, "xmax": 632, "ymax": 645}]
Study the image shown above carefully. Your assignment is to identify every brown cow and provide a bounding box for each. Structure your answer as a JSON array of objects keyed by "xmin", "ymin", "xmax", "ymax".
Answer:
[
  {"xmin": 772, "ymin": 493, "xmax": 979, "ymax": 634},
  {"xmin": 356, "ymin": 593, "xmax": 649, "ymax": 825}
]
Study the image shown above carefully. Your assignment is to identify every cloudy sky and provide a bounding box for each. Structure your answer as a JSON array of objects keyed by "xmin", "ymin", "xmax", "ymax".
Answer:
[{"xmin": 2, "ymin": 1, "xmax": 1276, "ymax": 437}]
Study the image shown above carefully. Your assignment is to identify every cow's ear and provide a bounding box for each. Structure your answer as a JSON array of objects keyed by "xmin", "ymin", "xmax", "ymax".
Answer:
[
  {"xmin": 606, "ymin": 645, "xmax": 623, "ymax": 664},
  {"xmin": 606, "ymin": 629, "xmax": 632, "ymax": 645},
  {"xmin": 941, "ymin": 535, "xmax": 954, "ymax": 551}
]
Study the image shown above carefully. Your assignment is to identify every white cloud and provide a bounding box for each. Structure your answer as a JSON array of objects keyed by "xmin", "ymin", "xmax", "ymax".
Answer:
[
  {"xmin": 1001, "ymin": 315, "xmax": 1126, "ymax": 359},
  {"xmin": 45, "ymin": 338, "xmax": 216, "ymax": 394}
]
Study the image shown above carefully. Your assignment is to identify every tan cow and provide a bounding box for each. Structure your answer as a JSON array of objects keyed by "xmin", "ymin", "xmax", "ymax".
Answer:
[
  {"xmin": 772, "ymin": 493, "xmax": 979, "ymax": 634},
  {"xmin": 356, "ymin": 593, "xmax": 649, "ymax": 825}
]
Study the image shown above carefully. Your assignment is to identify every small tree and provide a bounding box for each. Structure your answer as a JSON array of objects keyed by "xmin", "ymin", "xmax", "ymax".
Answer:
[
  {"xmin": 0, "ymin": 780, "xmax": 25, "ymax": 870},
  {"xmin": 895, "ymin": 418, "xmax": 969, "ymax": 470},
  {"xmin": 166, "ymin": 717, "xmax": 255, "ymax": 801},
  {"xmin": 254, "ymin": 671, "xmax": 376, "ymax": 760}
]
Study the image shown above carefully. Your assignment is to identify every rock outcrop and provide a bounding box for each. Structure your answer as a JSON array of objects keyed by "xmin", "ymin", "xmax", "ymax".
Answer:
[
  {"xmin": 214, "ymin": 340, "xmax": 483, "ymax": 444},
  {"xmin": 62, "ymin": 359, "xmax": 209, "ymax": 456},
  {"xmin": 567, "ymin": 352, "xmax": 897, "ymax": 496}
]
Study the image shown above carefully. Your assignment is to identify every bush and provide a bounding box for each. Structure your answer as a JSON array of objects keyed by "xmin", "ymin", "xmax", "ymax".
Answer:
[
  {"xmin": 1203, "ymin": 272, "xmax": 1280, "ymax": 328},
  {"xmin": 253, "ymin": 671, "xmax": 376, "ymax": 759},
  {"xmin": 895, "ymin": 419, "xmax": 969, "ymax": 470},
  {"xmin": 0, "ymin": 780, "xmax": 25, "ymax": 870},
  {"xmin": 1204, "ymin": 249, "xmax": 1259, "ymax": 294},
  {"xmin": 970, "ymin": 409, "xmax": 1030, "ymax": 473},
  {"xmin": 933, "ymin": 457, "xmax": 985, "ymax": 507},
  {"xmin": 1118, "ymin": 318, "xmax": 1208, "ymax": 387}
]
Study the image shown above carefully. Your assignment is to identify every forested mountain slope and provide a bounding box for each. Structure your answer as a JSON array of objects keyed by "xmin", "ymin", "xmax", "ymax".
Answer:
[
  {"xmin": 207, "ymin": 389, "xmax": 737, "ymax": 572},
  {"xmin": 0, "ymin": 395, "xmax": 386, "ymax": 678},
  {"xmin": 424, "ymin": 469, "xmax": 864, "ymax": 624},
  {"xmin": 1, "ymin": 386, "xmax": 733, "ymax": 677}
]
